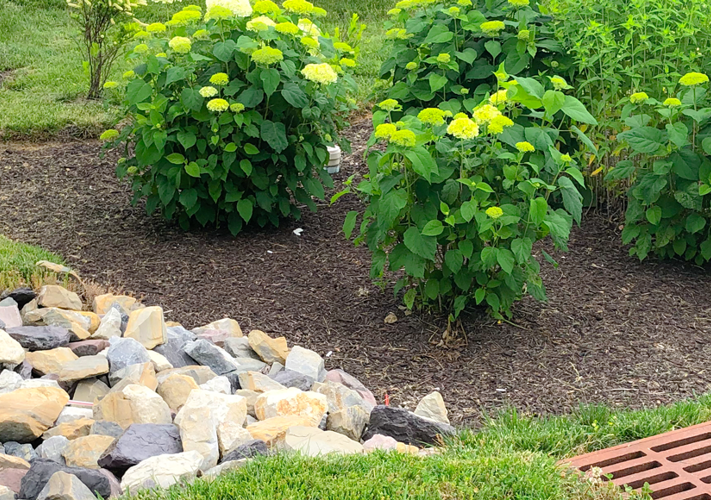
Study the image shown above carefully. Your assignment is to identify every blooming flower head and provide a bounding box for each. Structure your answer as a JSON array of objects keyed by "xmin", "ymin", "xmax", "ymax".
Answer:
[
  {"xmin": 560, "ymin": 154, "xmax": 572, "ymax": 163},
  {"xmin": 390, "ymin": 129, "xmax": 416, "ymax": 147},
  {"xmin": 508, "ymin": 0, "xmax": 529, "ymax": 6},
  {"xmin": 301, "ymin": 63, "xmax": 338, "ymax": 85},
  {"xmin": 664, "ymin": 97, "xmax": 682, "ymax": 107},
  {"xmin": 516, "ymin": 141, "xmax": 535, "ymax": 153},
  {"xmin": 406, "ymin": 62, "xmax": 418, "ymax": 70},
  {"xmin": 283, "ymin": 0, "xmax": 314, "ymax": 14},
  {"xmin": 386, "ymin": 28, "xmax": 409, "ymax": 39},
  {"xmin": 199, "ymin": 86, "xmax": 219, "ymax": 97},
  {"xmin": 298, "ymin": 18, "xmax": 320, "ymax": 37},
  {"xmin": 253, "ymin": 0, "xmax": 281, "ymax": 14},
  {"xmin": 172, "ymin": 10, "xmax": 202, "ymax": 24},
  {"xmin": 123, "ymin": 70, "xmax": 135, "ymax": 79},
  {"xmin": 168, "ymin": 36, "xmax": 191, "ymax": 53},
  {"xmin": 206, "ymin": 0, "xmax": 251, "ymax": 16},
  {"xmin": 378, "ymin": 99, "xmax": 401, "ymax": 112},
  {"xmin": 247, "ymin": 15, "xmax": 276, "ymax": 31},
  {"xmin": 436, "ymin": 53, "xmax": 451, "ymax": 64},
  {"xmin": 312, "ymin": 7, "xmax": 327, "ymax": 16},
  {"xmin": 486, "ymin": 206, "xmax": 503, "ymax": 219},
  {"xmin": 388, "ymin": 8, "xmax": 401, "ymax": 15},
  {"xmin": 374, "ymin": 123, "xmax": 398, "ymax": 140},
  {"xmin": 156, "ymin": 52, "xmax": 167, "ymax": 58},
  {"xmin": 146, "ymin": 22, "xmax": 166, "ymax": 33},
  {"xmin": 448, "ymin": 7, "xmax": 460, "ymax": 16},
  {"xmin": 679, "ymin": 72, "xmax": 709, "ymax": 86},
  {"xmin": 133, "ymin": 31, "xmax": 149, "ymax": 39},
  {"xmin": 447, "ymin": 117, "xmax": 479, "ymax": 139},
  {"xmin": 458, "ymin": 0, "xmax": 472, "ymax": 5},
  {"xmin": 204, "ymin": 5, "xmax": 233, "ymax": 20},
  {"xmin": 481, "ymin": 20, "xmax": 505, "ymax": 35},
  {"xmin": 550, "ymin": 76, "xmax": 569, "ymax": 90},
  {"xmin": 209, "ymin": 73, "xmax": 229, "ymax": 85},
  {"xmin": 629, "ymin": 92, "xmax": 649, "ymax": 103},
  {"xmin": 300, "ymin": 36, "xmax": 319, "ymax": 51},
  {"xmin": 193, "ymin": 29, "xmax": 209, "ymax": 39},
  {"xmin": 103, "ymin": 81, "xmax": 118, "ymax": 89},
  {"xmin": 487, "ymin": 115, "xmax": 514, "ymax": 134},
  {"xmin": 340, "ymin": 58, "xmax": 356, "ymax": 68},
  {"xmin": 184, "ymin": 4, "xmax": 202, "ymax": 11},
  {"xmin": 275, "ymin": 22, "xmax": 300, "ymax": 34},
  {"xmin": 517, "ymin": 29, "xmax": 530, "ymax": 41},
  {"xmin": 133, "ymin": 43, "xmax": 148, "ymax": 54},
  {"xmin": 251, "ymin": 46, "xmax": 284, "ymax": 65},
  {"xmin": 489, "ymin": 89, "xmax": 508, "ymax": 105},
  {"xmin": 417, "ymin": 108, "xmax": 447, "ymax": 126},
  {"xmin": 334, "ymin": 42, "xmax": 354, "ymax": 53},
  {"xmin": 207, "ymin": 98, "xmax": 229, "ymax": 112},
  {"xmin": 472, "ymin": 104, "xmax": 502, "ymax": 124},
  {"xmin": 100, "ymin": 129, "xmax": 119, "ymax": 141},
  {"xmin": 230, "ymin": 103, "xmax": 245, "ymax": 113}
]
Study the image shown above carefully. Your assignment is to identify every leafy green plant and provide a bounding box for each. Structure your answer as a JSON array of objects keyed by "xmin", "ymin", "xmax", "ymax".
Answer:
[
  {"xmin": 606, "ymin": 72, "xmax": 711, "ymax": 263},
  {"xmin": 377, "ymin": 0, "xmax": 563, "ymax": 115},
  {"xmin": 103, "ymin": 0, "xmax": 360, "ymax": 234},
  {"xmin": 338, "ymin": 71, "xmax": 595, "ymax": 324}
]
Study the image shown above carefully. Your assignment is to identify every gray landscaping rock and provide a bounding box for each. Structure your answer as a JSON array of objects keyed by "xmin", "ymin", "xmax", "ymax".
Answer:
[
  {"xmin": 18, "ymin": 459, "xmax": 119, "ymax": 500},
  {"xmin": 90, "ymin": 421, "xmax": 123, "ymax": 440},
  {"xmin": 4, "ymin": 442, "xmax": 37, "ymax": 463},
  {"xmin": 325, "ymin": 369, "xmax": 377, "ymax": 407},
  {"xmin": 36, "ymin": 437, "xmax": 69, "ymax": 465},
  {"xmin": 268, "ymin": 362, "xmax": 284, "ymax": 376},
  {"xmin": 222, "ymin": 338, "xmax": 261, "ymax": 361},
  {"xmin": 232, "ymin": 358, "xmax": 268, "ymax": 373},
  {"xmin": 182, "ymin": 339, "xmax": 239, "ymax": 375},
  {"xmin": 0, "ymin": 370, "xmax": 23, "ymax": 394},
  {"xmin": 270, "ymin": 370, "xmax": 313, "ymax": 391},
  {"xmin": 36, "ymin": 471, "xmax": 96, "ymax": 500},
  {"xmin": 5, "ymin": 327, "xmax": 71, "ymax": 351},
  {"xmin": 285, "ymin": 346, "xmax": 326, "ymax": 382},
  {"xmin": 0, "ymin": 298, "xmax": 17, "ymax": 307},
  {"xmin": 13, "ymin": 361, "xmax": 33, "ymax": 380},
  {"xmin": 67, "ymin": 341, "xmax": 109, "ymax": 358},
  {"xmin": 153, "ymin": 327, "xmax": 195, "ymax": 369},
  {"xmin": 97, "ymin": 424, "xmax": 182, "ymax": 474},
  {"xmin": 361, "ymin": 406, "xmax": 455, "ymax": 446},
  {"xmin": 219, "ymin": 440, "xmax": 268, "ymax": 464},
  {"xmin": 106, "ymin": 338, "xmax": 149, "ymax": 375}
]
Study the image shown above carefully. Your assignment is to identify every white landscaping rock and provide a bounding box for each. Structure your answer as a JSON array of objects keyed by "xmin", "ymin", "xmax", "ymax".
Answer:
[
  {"xmin": 120, "ymin": 451, "xmax": 204, "ymax": 494},
  {"xmin": 254, "ymin": 388, "xmax": 327, "ymax": 426},
  {"xmin": 55, "ymin": 407, "xmax": 94, "ymax": 425},
  {"xmin": 177, "ymin": 406, "xmax": 219, "ymax": 471},
  {"xmin": 200, "ymin": 376, "xmax": 232, "ymax": 395},
  {"xmin": 147, "ymin": 350, "xmax": 173, "ymax": 372},
  {"xmin": 0, "ymin": 369, "xmax": 23, "ymax": 394},
  {"xmin": 281, "ymin": 426, "xmax": 363, "ymax": 456},
  {"xmin": 91, "ymin": 308, "xmax": 122, "ymax": 340},
  {"xmin": 285, "ymin": 346, "xmax": 326, "ymax": 382},
  {"xmin": 0, "ymin": 329, "xmax": 25, "ymax": 365},
  {"xmin": 414, "ymin": 391, "xmax": 449, "ymax": 425}
]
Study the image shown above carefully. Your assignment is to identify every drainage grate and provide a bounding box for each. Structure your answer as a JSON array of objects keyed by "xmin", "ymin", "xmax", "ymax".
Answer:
[{"xmin": 565, "ymin": 421, "xmax": 711, "ymax": 500}]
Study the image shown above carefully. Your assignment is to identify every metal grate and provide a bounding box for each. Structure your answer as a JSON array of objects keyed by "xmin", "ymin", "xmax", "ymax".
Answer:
[{"xmin": 565, "ymin": 421, "xmax": 711, "ymax": 500}]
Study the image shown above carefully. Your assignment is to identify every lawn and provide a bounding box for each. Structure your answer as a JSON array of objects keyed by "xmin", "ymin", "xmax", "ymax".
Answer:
[
  {"xmin": 0, "ymin": 0, "xmax": 387, "ymax": 139},
  {"xmin": 0, "ymin": 234, "xmax": 65, "ymax": 290}
]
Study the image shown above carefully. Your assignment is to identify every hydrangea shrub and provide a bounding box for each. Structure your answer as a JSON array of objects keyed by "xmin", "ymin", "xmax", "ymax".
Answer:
[{"xmin": 104, "ymin": 0, "xmax": 358, "ymax": 234}]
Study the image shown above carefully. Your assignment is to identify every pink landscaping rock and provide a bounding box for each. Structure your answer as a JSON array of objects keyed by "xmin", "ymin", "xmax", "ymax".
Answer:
[
  {"xmin": 0, "ymin": 467, "xmax": 28, "ymax": 494},
  {"xmin": 68, "ymin": 340, "xmax": 110, "ymax": 357},
  {"xmin": 325, "ymin": 369, "xmax": 377, "ymax": 407},
  {"xmin": 362, "ymin": 434, "xmax": 399, "ymax": 452},
  {"xmin": 0, "ymin": 304, "xmax": 22, "ymax": 329},
  {"xmin": 195, "ymin": 329, "xmax": 231, "ymax": 347}
]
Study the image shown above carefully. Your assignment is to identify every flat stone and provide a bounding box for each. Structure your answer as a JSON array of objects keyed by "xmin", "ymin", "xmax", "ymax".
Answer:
[
  {"xmin": 153, "ymin": 327, "xmax": 195, "ymax": 369},
  {"xmin": 0, "ymin": 371, "xmax": 23, "ymax": 394},
  {"xmin": 55, "ymin": 408, "xmax": 93, "ymax": 426},
  {"xmin": 235, "ymin": 390, "xmax": 258, "ymax": 418},
  {"xmin": 254, "ymin": 388, "xmax": 327, "ymax": 426},
  {"xmin": 0, "ymin": 305, "xmax": 21, "ymax": 330},
  {"xmin": 89, "ymin": 421, "xmax": 123, "ymax": 439},
  {"xmin": 92, "ymin": 295, "xmax": 137, "ymax": 316},
  {"xmin": 182, "ymin": 340, "xmax": 238, "ymax": 375},
  {"xmin": 269, "ymin": 362, "xmax": 284, "ymax": 376},
  {"xmin": 108, "ymin": 362, "xmax": 156, "ymax": 391},
  {"xmin": 21, "ymin": 379, "xmax": 63, "ymax": 391},
  {"xmin": 0, "ymin": 388, "xmax": 69, "ymax": 443},
  {"xmin": 0, "ymin": 297, "xmax": 16, "ymax": 307},
  {"xmin": 199, "ymin": 376, "xmax": 231, "ymax": 394},
  {"xmin": 246, "ymin": 416, "xmax": 315, "ymax": 447},
  {"xmin": 194, "ymin": 330, "xmax": 231, "ymax": 347},
  {"xmin": 237, "ymin": 371, "xmax": 285, "ymax": 393},
  {"xmin": 361, "ymin": 405, "xmax": 455, "ymax": 446},
  {"xmin": 36, "ymin": 437, "xmax": 69, "ymax": 464},
  {"xmin": 42, "ymin": 419, "xmax": 94, "ymax": 441},
  {"xmin": 155, "ymin": 366, "xmax": 216, "ymax": 386},
  {"xmin": 18, "ymin": 459, "xmax": 118, "ymax": 500},
  {"xmin": 326, "ymin": 405, "xmax": 369, "ymax": 441},
  {"xmin": 35, "ymin": 311, "xmax": 89, "ymax": 342},
  {"xmin": 37, "ymin": 287, "xmax": 82, "ymax": 311},
  {"xmin": 232, "ymin": 358, "xmax": 268, "ymax": 373},
  {"xmin": 223, "ymin": 337, "xmax": 261, "ymax": 361},
  {"xmin": 58, "ymin": 356, "xmax": 109, "ymax": 384},
  {"xmin": 0, "ymin": 484, "xmax": 16, "ymax": 500},
  {"xmin": 285, "ymin": 346, "xmax": 326, "ymax": 382},
  {"xmin": 93, "ymin": 384, "xmax": 171, "ymax": 429},
  {"xmin": 219, "ymin": 440, "xmax": 267, "ymax": 464},
  {"xmin": 90, "ymin": 309, "xmax": 121, "ymax": 341},
  {"xmin": 36, "ymin": 471, "xmax": 96, "ymax": 500},
  {"xmin": 6, "ymin": 288, "xmax": 36, "ymax": 309},
  {"xmin": 73, "ymin": 313, "xmax": 100, "ymax": 335},
  {"xmin": 0, "ymin": 453, "xmax": 31, "ymax": 469},
  {"xmin": 414, "ymin": 391, "xmax": 449, "ymax": 425},
  {"xmin": 325, "ymin": 369, "xmax": 377, "ymax": 407},
  {"xmin": 72, "ymin": 379, "xmax": 109, "ymax": 404},
  {"xmin": 156, "ymin": 374, "xmax": 199, "ymax": 411},
  {"xmin": 0, "ymin": 468, "xmax": 26, "ymax": 495},
  {"xmin": 281, "ymin": 426, "xmax": 363, "ymax": 456},
  {"xmin": 313, "ymin": 380, "xmax": 371, "ymax": 414},
  {"xmin": 176, "ymin": 407, "xmax": 218, "ymax": 471},
  {"xmin": 0, "ymin": 330, "xmax": 25, "ymax": 365},
  {"xmin": 62, "ymin": 435, "xmax": 115, "ymax": 469},
  {"xmin": 106, "ymin": 338, "xmax": 149, "ymax": 376},
  {"xmin": 97, "ymin": 424, "xmax": 182, "ymax": 474},
  {"xmin": 193, "ymin": 318, "xmax": 242, "ymax": 338},
  {"xmin": 7, "ymin": 327, "xmax": 71, "ymax": 353},
  {"xmin": 67, "ymin": 341, "xmax": 109, "ymax": 358},
  {"xmin": 247, "ymin": 330, "xmax": 289, "ymax": 364},
  {"xmin": 146, "ymin": 351, "xmax": 172, "ymax": 372},
  {"xmin": 119, "ymin": 451, "xmax": 202, "ymax": 495},
  {"xmin": 123, "ymin": 307, "xmax": 166, "ymax": 350},
  {"xmin": 25, "ymin": 349, "xmax": 78, "ymax": 377},
  {"xmin": 271, "ymin": 369, "xmax": 313, "ymax": 391}
]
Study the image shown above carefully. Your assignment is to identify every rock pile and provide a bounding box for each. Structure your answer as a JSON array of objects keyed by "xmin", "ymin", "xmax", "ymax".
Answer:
[{"xmin": 0, "ymin": 285, "xmax": 454, "ymax": 499}]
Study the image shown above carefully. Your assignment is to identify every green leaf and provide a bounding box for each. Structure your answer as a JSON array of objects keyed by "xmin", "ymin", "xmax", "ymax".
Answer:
[
  {"xmin": 260, "ymin": 120, "xmax": 288, "ymax": 153},
  {"xmin": 459, "ymin": 239, "xmax": 473, "ymax": 258},
  {"xmin": 702, "ymin": 137, "xmax": 711, "ymax": 155},
  {"xmin": 343, "ymin": 211, "xmax": 358, "ymax": 238},
  {"xmin": 665, "ymin": 122, "xmax": 688, "ymax": 148},
  {"xmin": 481, "ymin": 247, "xmax": 498, "ymax": 268},
  {"xmin": 511, "ymin": 237, "xmax": 532, "ymax": 264},
  {"xmin": 378, "ymin": 190, "xmax": 408, "ymax": 225},
  {"xmin": 429, "ymin": 73, "xmax": 448, "ymax": 93},
  {"xmin": 686, "ymin": 213, "xmax": 706, "ymax": 233},
  {"xmin": 424, "ymin": 25, "xmax": 453, "ymax": 44},
  {"xmin": 402, "ymin": 146, "xmax": 438, "ymax": 182},
  {"xmin": 561, "ymin": 95, "xmax": 598, "ymax": 125},
  {"xmin": 179, "ymin": 188, "xmax": 198, "ymax": 210},
  {"xmin": 425, "ymin": 280, "xmax": 439, "ymax": 300},
  {"xmin": 403, "ymin": 288, "xmax": 416, "ymax": 309},
  {"xmin": 619, "ymin": 127, "xmax": 665, "ymax": 153},
  {"xmin": 542, "ymin": 90, "xmax": 565, "ymax": 116},
  {"xmin": 558, "ymin": 177, "xmax": 583, "ymax": 224},
  {"xmin": 571, "ymin": 125, "xmax": 598, "ymax": 155},
  {"xmin": 126, "ymin": 79, "xmax": 152, "ymax": 105},
  {"xmin": 516, "ymin": 77, "xmax": 545, "ymax": 99},
  {"xmin": 475, "ymin": 287, "xmax": 486, "ymax": 305},
  {"xmin": 645, "ymin": 206, "xmax": 662, "ymax": 225},
  {"xmin": 185, "ymin": 162, "xmax": 201, "ymax": 178},
  {"xmin": 237, "ymin": 198, "xmax": 253, "ymax": 223},
  {"xmin": 181, "ymin": 88, "xmax": 204, "ymax": 111},
  {"xmin": 496, "ymin": 248, "xmax": 515, "ymax": 274},
  {"xmin": 165, "ymin": 67, "xmax": 186, "ymax": 86},
  {"xmin": 422, "ymin": 219, "xmax": 444, "ymax": 236},
  {"xmin": 530, "ymin": 197, "xmax": 547, "ymax": 225},
  {"xmin": 460, "ymin": 200, "xmax": 477, "ymax": 222},
  {"xmin": 166, "ymin": 153, "xmax": 185, "ymax": 164},
  {"xmin": 213, "ymin": 40, "xmax": 236, "ymax": 62},
  {"xmin": 240, "ymin": 159, "xmax": 252, "ymax": 176},
  {"xmin": 445, "ymin": 249, "xmax": 463, "ymax": 273},
  {"xmin": 484, "ymin": 40, "xmax": 501, "ymax": 59},
  {"xmin": 260, "ymin": 68, "xmax": 280, "ymax": 96},
  {"xmin": 281, "ymin": 83, "xmax": 309, "ymax": 108},
  {"xmin": 177, "ymin": 131, "xmax": 196, "ymax": 149},
  {"xmin": 604, "ymin": 160, "xmax": 636, "ymax": 181},
  {"xmin": 244, "ymin": 143, "xmax": 259, "ymax": 155},
  {"xmin": 455, "ymin": 48, "xmax": 477, "ymax": 64},
  {"xmin": 403, "ymin": 226, "xmax": 437, "ymax": 260}
]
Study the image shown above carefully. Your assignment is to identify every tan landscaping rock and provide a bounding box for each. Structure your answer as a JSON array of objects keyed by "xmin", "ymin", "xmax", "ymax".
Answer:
[
  {"xmin": 0, "ymin": 387, "xmax": 69, "ymax": 442},
  {"xmin": 120, "ymin": 451, "xmax": 203, "ymax": 495},
  {"xmin": 281, "ymin": 426, "xmax": 363, "ymax": 456},
  {"xmin": 254, "ymin": 388, "xmax": 327, "ymax": 426},
  {"xmin": 73, "ymin": 378, "xmax": 109, "ymax": 403},
  {"xmin": 0, "ymin": 329, "xmax": 25, "ymax": 365},
  {"xmin": 36, "ymin": 470, "xmax": 96, "ymax": 500},
  {"xmin": 42, "ymin": 418, "xmax": 94, "ymax": 440},
  {"xmin": 193, "ymin": 318, "xmax": 242, "ymax": 338},
  {"xmin": 91, "ymin": 308, "xmax": 122, "ymax": 340},
  {"xmin": 246, "ymin": 416, "xmax": 316, "ymax": 447},
  {"xmin": 147, "ymin": 351, "xmax": 173, "ymax": 372},
  {"xmin": 0, "ymin": 454, "xmax": 30, "ymax": 470},
  {"xmin": 62, "ymin": 434, "xmax": 115, "ymax": 468},
  {"xmin": 123, "ymin": 306, "xmax": 167, "ymax": 349},
  {"xmin": 155, "ymin": 366, "xmax": 217, "ymax": 386},
  {"xmin": 414, "ymin": 391, "xmax": 449, "ymax": 425},
  {"xmin": 235, "ymin": 389, "xmax": 258, "ymax": 418},
  {"xmin": 157, "ymin": 373, "xmax": 199, "ymax": 411},
  {"xmin": 38, "ymin": 310, "xmax": 91, "ymax": 341},
  {"xmin": 0, "ymin": 484, "xmax": 17, "ymax": 500},
  {"xmin": 37, "ymin": 286, "xmax": 82, "ymax": 311},
  {"xmin": 110, "ymin": 362, "xmax": 157, "ymax": 391},
  {"xmin": 58, "ymin": 355, "xmax": 109, "ymax": 383},
  {"xmin": 26, "ymin": 348, "xmax": 78, "ymax": 376},
  {"xmin": 177, "ymin": 406, "xmax": 218, "ymax": 471},
  {"xmin": 92, "ymin": 294, "xmax": 137, "ymax": 315},
  {"xmin": 93, "ymin": 384, "xmax": 171, "ymax": 428},
  {"xmin": 247, "ymin": 330, "xmax": 289, "ymax": 364},
  {"xmin": 74, "ymin": 312, "xmax": 100, "ymax": 334},
  {"xmin": 326, "ymin": 405, "xmax": 369, "ymax": 441},
  {"xmin": 237, "ymin": 371, "xmax": 285, "ymax": 393},
  {"xmin": 314, "ymin": 380, "xmax": 372, "ymax": 414}
]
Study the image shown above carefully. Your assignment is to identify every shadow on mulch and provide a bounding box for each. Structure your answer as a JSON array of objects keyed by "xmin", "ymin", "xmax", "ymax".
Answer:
[{"xmin": 2, "ymin": 119, "xmax": 711, "ymax": 426}]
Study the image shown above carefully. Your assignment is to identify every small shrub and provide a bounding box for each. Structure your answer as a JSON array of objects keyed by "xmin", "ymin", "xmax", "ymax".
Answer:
[
  {"xmin": 105, "ymin": 0, "xmax": 359, "ymax": 234},
  {"xmin": 340, "ymin": 71, "xmax": 595, "ymax": 320},
  {"xmin": 377, "ymin": 0, "xmax": 563, "ymax": 115},
  {"xmin": 606, "ymin": 73, "xmax": 711, "ymax": 263}
]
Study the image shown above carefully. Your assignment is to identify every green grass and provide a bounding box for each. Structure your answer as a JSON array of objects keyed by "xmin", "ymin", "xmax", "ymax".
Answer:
[
  {"xmin": 128, "ymin": 395, "xmax": 711, "ymax": 500},
  {"xmin": 0, "ymin": 235, "xmax": 65, "ymax": 290},
  {"xmin": 0, "ymin": 0, "xmax": 390, "ymax": 139}
]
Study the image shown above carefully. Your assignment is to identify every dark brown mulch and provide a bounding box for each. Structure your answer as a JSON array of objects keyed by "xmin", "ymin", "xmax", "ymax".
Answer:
[{"xmin": 2, "ymin": 120, "xmax": 711, "ymax": 426}]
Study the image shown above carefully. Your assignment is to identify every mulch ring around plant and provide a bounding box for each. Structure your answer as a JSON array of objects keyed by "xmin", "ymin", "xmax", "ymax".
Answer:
[{"xmin": 1, "ymin": 118, "xmax": 711, "ymax": 426}]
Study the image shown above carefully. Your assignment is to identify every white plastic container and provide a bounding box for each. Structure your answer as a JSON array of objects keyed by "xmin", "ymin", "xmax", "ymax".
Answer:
[{"xmin": 325, "ymin": 145, "xmax": 342, "ymax": 174}]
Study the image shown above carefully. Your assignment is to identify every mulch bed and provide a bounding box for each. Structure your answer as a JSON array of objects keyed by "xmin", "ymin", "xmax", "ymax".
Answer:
[{"xmin": 2, "ymin": 119, "xmax": 711, "ymax": 426}]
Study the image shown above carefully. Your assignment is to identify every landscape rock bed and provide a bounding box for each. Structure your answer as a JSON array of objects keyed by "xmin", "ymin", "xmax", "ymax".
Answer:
[{"xmin": 0, "ymin": 285, "xmax": 454, "ymax": 499}]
